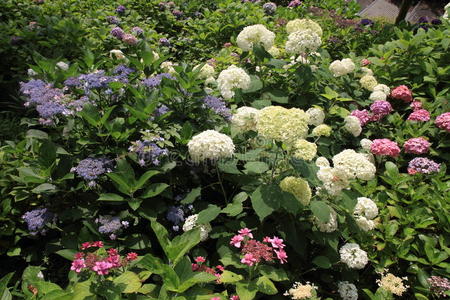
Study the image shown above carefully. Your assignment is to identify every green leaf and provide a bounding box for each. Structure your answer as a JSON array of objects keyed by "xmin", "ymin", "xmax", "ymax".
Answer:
[
  {"xmin": 55, "ymin": 249, "xmax": 76, "ymax": 260},
  {"xmin": 134, "ymin": 170, "xmax": 160, "ymax": 192},
  {"xmin": 78, "ymin": 104, "xmax": 100, "ymax": 127},
  {"xmin": 150, "ymin": 219, "xmax": 171, "ymax": 257},
  {"xmin": 243, "ymin": 75, "xmax": 263, "ymax": 94},
  {"xmin": 262, "ymin": 89, "xmax": 289, "ymax": 104},
  {"xmin": 220, "ymin": 270, "xmax": 243, "ymax": 283},
  {"xmin": 256, "ymin": 276, "xmax": 277, "ymax": 295},
  {"xmin": 259, "ymin": 265, "xmax": 288, "ymax": 282},
  {"xmin": 310, "ymin": 201, "xmax": 331, "ymax": 223},
  {"xmin": 0, "ymin": 273, "xmax": 14, "ymax": 300},
  {"xmin": 312, "ymin": 256, "xmax": 332, "ymax": 269},
  {"xmin": 113, "ymin": 271, "xmax": 142, "ymax": 293},
  {"xmin": 179, "ymin": 122, "xmax": 193, "ymax": 144},
  {"xmin": 26, "ymin": 129, "xmax": 48, "ymax": 140},
  {"xmin": 141, "ymin": 183, "xmax": 169, "ymax": 198},
  {"xmin": 218, "ymin": 159, "xmax": 241, "ymax": 174},
  {"xmin": 222, "ymin": 192, "xmax": 247, "ymax": 217},
  {"xmin": 290, "ymin": 159, "xmax": 320, "ymax": 185},
  {"xmin": 72, "ymin": 280, "xmax": 93, "ymax": 300},
  {"xmin": 139, "ymin": 254, "xmax": 180, "ymax": 290},
  {"xmin": 236, "ymin": 281, "xmax": 258, "ymax": 300},
  {"xmin": 244, "ymin": 161, "xmax": 269, "ymax": 174},
  {"xmin": 39, "ymin": 140, "xmax": 57, "ymax": 168},
  {"xmin": 124, "ymin": 104, "xmax": 148, "ymax": 121},
  {"xmin": 197, "ymin": 205, "xmax": 221, "ymax": 224},
  {"xmin": 168, "ymin": 228, "xmax": 201, "ymax": 266},
  {"xmin": 107, "ymin": 173, "xmax": 133, "ymax": 195},
  {"xmin": 180, "ymin": 187, "xmax": 201, "ymax": 204},
  {"xmin": 31, "ymin": 183, "xmax": 57, "ymax": 194},
  {"xmin": 250, "ymin": 185, "xmax": 281, "ymax": 221},
  {"xmin": 98, "ymin": 193, "xmax": 125, "ymax": 202}
]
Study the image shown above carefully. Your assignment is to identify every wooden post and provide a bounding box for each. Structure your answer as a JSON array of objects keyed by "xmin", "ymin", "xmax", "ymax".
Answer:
[{"xmin": 395, "ymin": 0, "xmax": 414, "ymax": 24}]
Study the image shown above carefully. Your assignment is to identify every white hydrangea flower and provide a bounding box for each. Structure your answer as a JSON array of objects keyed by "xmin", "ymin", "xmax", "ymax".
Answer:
[
  {"xmin": 338, "ymin": 281, "xmax": 358, "ymax": 300},
  {"xmin": 110, "ymin": 49, "xmax": 125, "ymax": 60},
  {"xmin": 344, "ymin": 116, "xmax": 362, "ymax": 137},
  {"xmin": 360, "ymin": 67, "xmax": 373, "ymax": 76},
  {"xmin": 182, "ymin": 214, "xmax": 212, "ymax": 241},
  {"xmin": 360, "ymin": 139, "xmax": 373, "ymax": 151},
  {"xmin": 56, "ymin": 61, "xmax": 69, "ymax": 71},
  {"xmin": 355, "ymin": 216, "xmax": 375, "ymax": 232},
  {"xmin": 161, "ymin": 61, "xmax": 177, "ymax": 74},
  {"xmin": 28, "ymin": 69, "xmax": 37, "ymax": 76},
  {"xmin": 194, "ymin": 63, "xmax": 215, "ymax": 79},
  {"xmin": 354, "ymin": 197, "xmax": 378, "ymax": 219},
  {"xmin": 315, "ymin": 208, "xmax": 338, "ymax": 233},
  {"xmin": 236, "ymin": 24, "xmax": 275, "ymax": 52},
  {"xmin": 332, "ymin": 149, "xmax": 376, "ymax": 181},
  {"xmin": 315, "ymin": 157, "xmax": 330, "ymax": 168},
  {"xmin": 373, "ymin": 84, "xmax": 390, "ymax": 96},
  {"xmin": 231, "ymin": 106, "xmax": 259, "ymax": 132},
  {"xmin": 339, "ymin": 243, "xmax": 368, "ymax": 269},
  {"xmin": 217, "ymin": 65, "xmax": 251, "ymax": 99},
  {"xmin": 293, "ymin": 139, "xmax": 317, "ymax": 161},
  {"xmin": 285, "ymin": 29, "xmax": 321, "ymax": 55},
  {"xmin": 204, "ymin": 76, "xmax": 216, "ymax": 86},
  {"xmin": 286, "ymin": 19, "xmax": 323, "ymax": 36},
  {"xmin": 329, "ymin": 58, "xmax": 355, "ymax": 76},
  {"xmin": 268, "ymin": 46, "xmax": 280, "ymax": 57},
  {"xmin": 369, "ymin": 90, "xmax": 387, "ymax": 101},
  {"xmin": 360, "ymin": 75, "xmax": 378, "ymax": 91},
  {"xmin": 316, "ymin": 166, "xmax": 350, "ymax": 195},
  {"xmin": 444, "ymin": 2, "xmax": 449, "ymax": 19},
  {"xmin": 188, "ymin": 130, "xmax": 235, "ymax": 163},
  {"xmin": 306, "ymin": 107, "xmax": 325, "ymax": 126}
]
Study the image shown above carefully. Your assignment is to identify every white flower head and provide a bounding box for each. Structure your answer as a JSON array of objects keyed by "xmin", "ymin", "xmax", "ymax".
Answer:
[
  {"xmin": 315, "ymin": 208, "xmax": 338, "ymax": 233},
  {"xmin": 56, "ymin": 61, "xmax": 69, "ymax": 71},
  {"xmin": 340, "ymin": 243, "xmax": 368, "ymax": 269},
  {"xmin": 182, "ymin": 214, "xmax": 212, "ymax": 241},
  {"xmin": 338, "ymin": 281, "xmax": 358, "ymax": 300},
  {"xmin": 188, "ymin": 130, "xmax": 235, "ymax": 163},
  {"xmin": 306, "ymin": 107, "xmax": 325, "ymax": 126},
  {"xmin": 369, "ymin": 90, "xmax": 387, "ymax": 101},
  {"xmin": 194, "ymin": 63, "xmax": 215, "ymax": 79},
  {"xmin": 217, "ymin": 65, "xmax": 251, "ymax": 99},
  {"xmin": 373, "ymin": 84, "xmax": 390, "ymax": 96},
  {"xmin": 285, "ymin": 29, "xmax": 321, "ymax": 55},
  {"xmin": 360, "ymin": 139, "xmax": 373, "ymax": 151},
  {"xmin": 329, "ymin": 58, "xmax": 355, "ymax": 76},
  {"xmin": 110, "ymin": 49, "xmax": 125, "ymax": 60},
  {"xmin": 231, "ymin": 106, "xmax": 259, "ymax": 132},
  {"xmin": 344, "ymin": 116, "xmax": 362, "ymax": 137},
  {"xmin": 236, "ymin": 24, "xmax": 275, "ymax": 52},
  {"xmin": 354, "ymin": 197, "xmax": 378, "ymax": 219},
  {"xmin": 28, "ymin": 69, "xmax": 37, "ymax": 76}
]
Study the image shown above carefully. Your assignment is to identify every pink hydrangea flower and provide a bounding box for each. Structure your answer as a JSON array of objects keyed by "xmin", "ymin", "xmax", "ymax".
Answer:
[
  {"xmin": 238, "ymin": 228, "xmax": 253, "ymax": 238},
  {"xmin": 267, "ymin": 236, "xmax": 285, "ymax": 249},
  {"xmin": 230, "ymin": 235, "xmax": 244, "ymax": 248},
  {"xmin": 70, "ymin": 258, "xmax": 86, "ymax": 273},
  {"xmin": 351, "ymin": 109, "xmax": 371, "ymax": 126},
  {"xmin": 191, "ymin": 263, "xmax": 200, "ymax": 271},
  {"xmin": 230, "ymin": 296, "xmax": 240, "ymax": 300},
  {"xmin": 410, "ymin": 100, "xmax": 422, "ymax": 111},
  {"xmin": 126, "ymin": 252, "xmax": 138, "ymax": 261},
  {"xmin": 403, "ymin": 137, "xmax": 430, "ymax": 154},
  {"xmin": 275, "ymin": 249, "xmax": 288, "ymax": 264},
  {"xmin": 288, "ymin": 0, "xmax": 301, "ymax": 7},
  {"xmin": 223, "ymin": 42, "xmax": 232, "ymax": 48},
  {"xmin": 241, "ymin": 253, "xmax": 257, "ymax": 266},
  {"xmin": 407, "ymin": 109, "xmax": 430, "ymax": 122},
  {"xmin": 216, "ymin": 265, "xmax": 225, "ymax": 272},
  {"xmin": 361, "ymin": 58, "xmax": 370, "ymax": 66},
  {"xmin": 370, "ymin": 139, "xmax": 401, "ymax": 157},
  {"xmin": 122, "ymin": 34, "xmax": 138, "ymax": 45},
  {"xmin": 370, "ymin": 100, "xmax": 392, "ymax": 117},
  {"xmin": 92, "ymin": 261, "xmax": 113, "ymax": 275},
  {"xmin": 435, "ymin": 112, "xmax": 450, "ymax": 132},
  {"xmin": 194, "ymin": 256, "xmax": 206, "ymax": 263},
  {"xmin": 391, "ymin": 85, "xmax": 413, "ymax": 102}
]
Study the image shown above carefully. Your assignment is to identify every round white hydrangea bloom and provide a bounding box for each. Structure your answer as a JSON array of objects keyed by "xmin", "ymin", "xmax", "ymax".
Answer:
[
  {"xmin": 360, "ymin": 67, "xmax": 373, "ymax": 76},
  {"xmin": 360, "ymin": 75, "xmax": 378, "ymax": 91},
  {"xmin": 312, "ymin": 124, "xmax": 331, "ymax": 137},
  {"xmin": 204, "ymin": 76, "xmax": 216, "ymax": 86},
  {"xmin": 295, "ymin": 55, "xmax": 310, "ymax": 64},
  {"xmin": 315, "ymin": 208, "xmax": 338, "ymax": 233},
  {"xmin": 268, "ymin": 46, "xmax": 281, "ymax": 57},
  {"xmin": 286, "ymin": 19, "xmax": 323, "ymax": 36},
  {"xmin": 194, "ymin": 63, "xmax": 215, "ymax": 79},
  {"xmin": 293, "ymin": 139, "xmax": 317, "ymax": 161},
  {"xmin": 56, "ymin": 61, "xmax": 69, "ymax": 71},
  {"xmin": 188, "ymin": 130, "xmax": 235, "ymax": 163},
  {"xmin": 355, "ymin": 216, "xmax": 375, "ymax": 232},
  {"xmin": 256, "ymin": 106, "xmax": 310, "ymax": 144},
  {"xmin": 332, "ymin": 149, "xmax": 376, "ymax": 181},
  {"xmin": 329, "ymin": 58, "xmax": 355, "ymax": 77},
  {"xmin": 339, "ymin": 243, "xmax": 368, "ymax": 269},
  {"xmin": 344, "ymin": 116, "xmax": 362, "ymax": 137},
  {"xmin": 161, "ymin": 61, "xmax": 177, "ymax": 74},
  {"xmin": 369, "ymin": 90, "xmax": 387, "ymax": 101},
  {"xmin": 236, "ymin": 24, "xmax": 275, "ymax": 52},
  {"xmin": 182, "ymin": 214, "xmax": 212, "ymax": 241},
  {"xmin": 306, "ymin": 107, "xmax": 325, "ymax": 126},
  {"xmin": 316, "ymin": 166, "xmax": 350, "ymax": 195},
  {"xmin": 315, "ymin": 157, "xmax": 330, "ymax": 168},
  {"xmin": 360, "ymin": 139, "xmax": 373, "ymax": 151},
  {"xmin": 338, "ymin": 281, "xmax": 358, "ymax": 300},
  {"xmin": 110, "ymin": 49, "xmax": 125, "ymax": 60},
  {"xmin": 217, "ymin": 65, "xmax": 251, "ymax": 99},
  {"xmin": 285, "ymin": 29, "xmax": 321, "ymax": 55},
  {"xmin": 354, "ymin": 197, "xmax": 378, "ymax": 219},
  {"xmin": 279, "ymin": 176, "xmax": 311, "ymax": 206},
  {"xmin": 373, "ymin": 84, "xmax": 390, "ymax": 96},
  {"xmin": 231, "ymin": 106, "xmax": 259, "ymax": 132},
  {"xmin": 444, "ymin": 2, "xmax": 449, "ymax": 19}
]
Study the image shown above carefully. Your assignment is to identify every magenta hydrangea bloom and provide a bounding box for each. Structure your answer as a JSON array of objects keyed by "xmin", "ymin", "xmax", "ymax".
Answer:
[
  {"xmin": 370, "ymin": 100, "xmax": 392, "ymax": 117},
  {"xmin": 403, "ymin": 137, "xmax": 430, "ymax": 154},
  {"xmin": 407, "ymin": 157, "xmax": 440, "ymax": 175},
  {"xmin": 351, "ymin": 109, "xmax": 371, "ymax": 126},
  {"xmin": 370, "ymin": 138, "xmax": 401, "ymax": 157},
  {"xmin": 435, "ymin": 112, "xmax": 450, "ymax": 132},
  {"xmin": 410, "ymin": 100, "xmax": 422, "ymax": 111},
  {"xmin": 92, "ymin": 261, "xmax": 114, "ymax": 275},
  {"xmin": 390, "ymin": 85, "xmax": 413, "ymax": 102},
  {"xmin": 70, "ymin": 258, "xmax": 86, "ymax": 273},
  {"xmin": 407, "ymin": 109, "xmax": 430, "ymax": 122}
]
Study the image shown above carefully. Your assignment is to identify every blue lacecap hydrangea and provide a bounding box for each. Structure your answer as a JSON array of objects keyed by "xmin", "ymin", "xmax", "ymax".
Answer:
[
  {"xmin": 202, "ymin": 95, "xmax": 231, "ymax": 120},
  {"xmin": 22, "ymin": 208, "xmax": 55, "ymax": 235},
  {"xmin": 142, "ymin": 73, "xmax": 175, "ymax": 88}
]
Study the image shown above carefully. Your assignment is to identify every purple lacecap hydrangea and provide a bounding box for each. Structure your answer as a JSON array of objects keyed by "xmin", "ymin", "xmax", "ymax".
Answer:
[
  {"xmin": 64, "ymin": 76, "xmax": 81, "ymax": 87},
  {"xmin": 142, "ymin": 73, "xmax": 175, "ymax": 88},
  {"xmin": 22, "ymin": 208, "xmax": 54, "ymax": 235},
  {"xmin": 122, "ymin": 33, "xmax": 138, "ymax": 45},
  {"xmin": 131, "ymin": 26, "xmax": 144, "ymax": 35},
  {"xmin": 116, "ymin": 5, "xmax": 126, "ymax": 14},
  {"xmin": 428, "ymin": 276, "xmax": 450, "ymax": 297},
  {"xmin": 107, "ymin": 16, "xmax": 120, "ymax": 25},
  {"xmin": 113, "ymin": 65, "xmax": 135, "ymax": 76},
  {"xmin": 67, "ymin": 96, "xmax": 90, "ymax": 112},
  {"xmin": 407, "ymin": 157, "xmax": 440, "ymax": 175},
  {"xmin": 287, "ymin": 0, "xmax": 301, "ymax": 8},
  {"xmin": 110, "ymin": 27, "xmax": 125, "ymax": 39},
  {"xmin": 71, "ymin": 158, "xmax": 113, "ymax": 185},
  {"xmin": 20, "ymin": 79, "xmax": 64, "ymax": 106},
  {"xmin": 172, "ymin": 9, "xmax": 183, "ymax": 18},
  {"xmin": 370, "ymin": 100, "xmax": 392, "ymax": 117},
  {"xmin": 154, "ymin": 104, "xmax": 170, "ymax": 117},
  {"xmin": 263, "ymin": 2, "xmax": 277, "ymax": 15},
  {"xmin": 159, "ymin": 38, "xmax": 170, "ymax": 46},
  {"xmin": 166, "ymin": 206, "xmax": 185, "ymax": 229},
  {"xmin": 202, "ymin": 96, "xmax": 231, "ymax": 120},
  {"xmin": 36, "ymin": 101, "xmax": 68, "ymax": 119},
  {"xmin": 96, "ymin": 215, "xmax": 128, "ymax": 240},
  {"xmin": 129, "ymin": 136, "xmax": 169, "ymax": 166},
  {"xmin": 75, "ymin": 70, "xmax": 129, "ymax": 94}
]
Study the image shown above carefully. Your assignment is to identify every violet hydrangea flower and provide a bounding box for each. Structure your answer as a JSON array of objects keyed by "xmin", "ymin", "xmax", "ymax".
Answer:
[
  {"xmin": 407, "ymin": 157, "xmax": 440, "ymax": 175},
  {"xmin": 96, "ymin": 215, "xmax": 129, "ymax": 240},
  {"xmin": 71, "ymin": 158, "xmax": 113, "ymax": 186},
  {"xmin": 22, "ymin": 208, "xmax": 55, "ymax": 235},
  {"xmin": 202, "ymin": 96, "xmax": 232, "ymax": 120},
  {"xmin": 128, "ymin": 131, "xmax": 169, "ymax": 166}
]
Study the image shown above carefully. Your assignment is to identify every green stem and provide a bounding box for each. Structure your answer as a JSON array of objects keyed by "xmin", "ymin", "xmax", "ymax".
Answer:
[{"xmin": 216, "ymin": 164, "xmax": 228, "ymax": 204}]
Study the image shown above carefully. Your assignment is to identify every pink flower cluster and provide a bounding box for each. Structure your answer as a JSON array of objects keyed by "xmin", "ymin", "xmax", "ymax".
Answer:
[
  {"xmin": 407, "ymin": 109, "xmax": 430, "ymax": 122},
  {"xmin": 361, "ymin": 58, "xmax": 371, "ymax": 66},
  {"xmin": 288, "ymin": 0, "xmax": 302, "ymax": 8},
  {"xmin": 436, "ymin": 112, "xmax": 450, "ymax": 132},
  {"xmin": 403, "ymin": 137, "xmax": 430, "ymax": 154},
  {"xmin": 230, "ymin": 228, "xmax": 287, "ymax": 266},
  {"xmin": 370, "ymin": 139, "xmax": 401, "ymax": 157},
  {"xmin": 370, "ymin": 100, "xmax": 392, "ymax": 120},
  {"xmin": 191, "ymin": 256, "xmax": 224, "ymax": 283},
  {"xmin": 351, "ymin": 109, "xmax": 371, "ymax": 126},
  {"xmin": 70, "ymin": 242, "xmax": 138, "ymax": 275},
  {"xmin": 390, "ymin": 85, "xmax": 413, "ymax": 102}
]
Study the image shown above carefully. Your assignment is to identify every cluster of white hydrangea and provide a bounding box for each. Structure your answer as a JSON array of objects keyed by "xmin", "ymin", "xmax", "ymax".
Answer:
[
  {"xmin": 312, "ymin": 124, "xmax": 331, "ymax": 137},
  {"xmin": 236, "ymin": 24, "xmax": 276, "ymax": 51},
  {"xmin": 231, "ymin": 106, "xmax": 259, "ymax": 132},
  {"xmin": 217, "ymin": 65, "xmax": 251, "ymax": 99},
  {"xmin": 285, "ymin": 29, "xmax": 322, "ymax": 54},
  {"xmin": 286, "ymin": 19, "xmax": 323, "ymax": 36},
  {"xmin": 360, "ymin": 67, "xmax": 373, "ymax": 76},
  {"xmin": 339, "ymin": 243, "xmax": 368, "ymax": 269},
  {"xmin": 360, "ymin": 75, "xmax": 378, "ymax": 91},
  {"xmin": 354, "ymin": 197, "xmax": 378, "ymax": 231},
  {"xmin": 373, "ymin": 84, "xmax": 390, "ymax": 95},
  {"xmin": 306, "ymin": 107, "xmax": 325, "ymax": 126},
  {"xmin": 360, "ymin": 139, "xmax": 373, "ymax": 151},
  {"xmin": 161, "ymin": 61, "xmax": 177, "ymax": 74},
  {"xmin": 332, "ymin": 149, "xmax": 376, "ymax": 181},
  {"xmin": 315, "ymin": 157, "xmax": 330, "ymax": 168},
  {"xmin": 338, "ymin": 281, "xmax": 358, "ymax": 300},
  {"xmin": 187, "ymin": 130, "xmax": 235, "ymax": 163},
  {"xmin": 267, "ymin": 46, "xmax": 281, "ymax": 57},
  {"xmin": 256, "ymin": 106, "xmax": 310, "ymax": 145},
  {"xmin": 194, "ymin": 63, "xmax": 215, "ymax": 79},
  {"xmin": 444, "ymin": 2, "xmax": 449, "ymax": 19},
  {"xmin": 293, "ymin": 139, "xmax": 317, "ymax": 161},
  {"xmin": 315, "ymin": 208, "xmax": 338, "ymax": 233},
  {"xmin": 279, "ymin": 176, "xmax": 312, "ymax": 206},
  {"xmin": 369, "ymin": 90, "xmax": 387, "ymax": 101},
  {"xmin": 56, "ymin": 61, "xmax": 69, "ymax": 71},
  {"xmin": 329, "ymin": 58, "xmax": 355, "ymax": 77},
  {"xmin": 344, "ymin": 116, "xmax": 362, "ymax": 137},
  {"xmin": 317, "ymin": 165, "xmax": 350, "ymax": 195},
  {"xmin": 182, "ymin": 214, "xmax": 212, "ymax": 241}
]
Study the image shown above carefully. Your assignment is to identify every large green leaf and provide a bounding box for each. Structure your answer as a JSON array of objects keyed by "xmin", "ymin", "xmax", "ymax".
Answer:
[
  {"xmin": 113, "ymin": 271, "xmax": 142, "ymax": 293},
  {"xmin": 141, "ymin": 183, "xmax": 169, "ymax": 198},
  {"xmin": 167, "ymin": 228, "xmax": 201, "ymax": 266},
  {"xmin": 310, "ymin": 201, "xmax": 331, "ymax": 223},
  {"xmin": 197, "ymin": 205, "xmax": 221, "ymax": 224},
  {"xmin": 256, "ymin": 276, "xmax": 277, "ymax": 295},
  {"xmin": 250, "ymin": 185, "xmax": 281, "ymax": 221}
]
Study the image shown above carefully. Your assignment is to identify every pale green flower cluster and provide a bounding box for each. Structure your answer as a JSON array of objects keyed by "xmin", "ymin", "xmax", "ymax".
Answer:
[
  {"xmin": 286, "ymin": 19, "xmax": 323, "ymax": 36},
  {"xmin": 312, "ymin": 124, "xmax": 331, "ymax": 137},
  {"xmin": 293, "ymin": 139, "xmax": 317, "ymax": 161},
  {"xmin": 236, "ymin": 24, "xmax": 275, "ymax": 52},
  {"xmin": 188, "ymin": 130, "xmax": 235, "ymax": 162},
  {"xmin": 285, "ymin": 29, "xmax": 322, "ymax": 54},
  {"xmin": 360, "ymin": 75, "xmax": 378, "ymax": 91},
  {"xmin": 231, "ymin": 106, "xmax": 259, "ymax": 132},
  {"xmin": 280, "ymin": 176, "xmax": 312, "ymax": 206}
]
